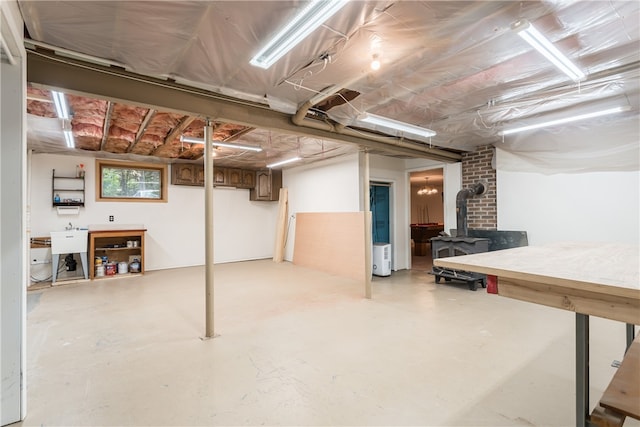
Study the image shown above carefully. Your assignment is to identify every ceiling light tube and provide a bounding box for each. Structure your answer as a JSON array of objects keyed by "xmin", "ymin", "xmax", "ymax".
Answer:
[
  {"xmin": 249, "ymin": 0, "xmax": 348, "ymax": 69},
  {"xmin": 63, "ymin": 131, "xmax": 75, "ymax": 148},
  {"xmin": 51, "ymin": 90, "xmax": 70, "ymax": 119},
  {"xmin": 500, "ymin": 106, "xmax": 630, "ymax": 135},
  {"xmin": 359, "ymin": 113, "xmax": 436, "ymax": 138},
  {"xmin": 180, "ymin": 135, "xmax": 263, "ymax": 152},
  {"xmin": 266, "ymin": 157, "xmax": 301, "ymax": 168},
  {"xmin": 512, "ymin": 19, "xmax": 585, "ymax": 82},
  {"xmin": 61, "ymin": 118, "xmax": 74, "ymax": 148},
  {"xmin": 212, "ymin": 141, "xmax": 263, "ymax": 152}
]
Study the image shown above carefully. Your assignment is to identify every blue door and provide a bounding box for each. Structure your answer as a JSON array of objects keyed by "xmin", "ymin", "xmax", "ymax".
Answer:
[{"xmin": 370, "ymin": 184, "xmax": 390, "ymax": 244}]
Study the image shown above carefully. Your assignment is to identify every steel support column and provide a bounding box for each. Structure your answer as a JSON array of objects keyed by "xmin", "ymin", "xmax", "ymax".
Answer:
[
  {"xmin": 363, "ymin": 150, "xmax": 372, "ymax": 299},
  {"xmin": 204, "ymin": 121, "xmax": 215, "ymax": 338}
]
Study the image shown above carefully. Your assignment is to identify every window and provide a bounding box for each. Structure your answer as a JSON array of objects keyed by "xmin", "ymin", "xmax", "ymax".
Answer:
[{"xmin": 96, "ymin": 160, "xmax": 167, "ymax": 202}]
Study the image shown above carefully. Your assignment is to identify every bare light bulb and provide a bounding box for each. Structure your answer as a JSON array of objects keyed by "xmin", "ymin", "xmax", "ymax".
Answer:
[{"xmin": 370, "ymin": 58, "xmax": 381, "ymax": 70}]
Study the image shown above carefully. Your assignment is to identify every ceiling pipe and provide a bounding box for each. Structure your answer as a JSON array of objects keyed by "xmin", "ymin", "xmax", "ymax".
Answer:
[{"xmin": 292, "ymin": 99, "xmax": 460, "ymax": 162}]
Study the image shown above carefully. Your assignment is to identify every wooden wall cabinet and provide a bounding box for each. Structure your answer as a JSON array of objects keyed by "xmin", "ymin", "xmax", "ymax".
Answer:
[
  {"xmin": 172, "ymin": 164, "xmax": 198, "ymax": 186},
  {"xmin": 242, "ymin": 170, "xmax": 256, "ymax": 188},
  {"xmin": 195, "ymin": 166, "xmax": 205, "ymax": 186},
  {"xmin": 227, "ymin": 168, "xmax": 242, "ymax": 187},
  {"xmin": 250, "ymin": 169, "xmax": 282, "ymax": 201},
  {"xmin": 89, "ymin": 229, "xmax": 146, "ymax": 279},
  {"xmin": 172, "ymin": 164, "xmax": 257, "ymax": 190},
  {"xmin": 213, "ymin": 167, "xmax": 227, "ymax": 185}
]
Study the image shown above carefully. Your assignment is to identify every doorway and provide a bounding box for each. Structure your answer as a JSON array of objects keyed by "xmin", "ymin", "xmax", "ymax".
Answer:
[
  {"xmin": 370, "ymin": 184, "xmax": 390, "ymax": 244},
  {"xmin": 409, "ymin": 169, "xmax": 444, "ymax": 271}
]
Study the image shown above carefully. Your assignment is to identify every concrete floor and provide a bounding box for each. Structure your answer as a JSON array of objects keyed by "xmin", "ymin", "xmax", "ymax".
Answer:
[{"xmin": 21, "ymin": 259, "xmax": 638, "ymax": 426}]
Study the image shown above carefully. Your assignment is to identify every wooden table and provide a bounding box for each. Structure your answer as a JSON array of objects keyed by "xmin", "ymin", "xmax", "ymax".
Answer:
[
  {"xmin": 433, "ymin": 242, "xmax": 640, "ymax": 427},
  {"xmin": 593, "ymin": 333, "xmax": 640, "ymax": 425}
]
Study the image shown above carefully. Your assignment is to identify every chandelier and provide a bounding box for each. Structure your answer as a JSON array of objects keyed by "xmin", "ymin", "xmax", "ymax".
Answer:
[{"xmin": 417, "ymin": 177, "xmax": 438, "ymax": 196}]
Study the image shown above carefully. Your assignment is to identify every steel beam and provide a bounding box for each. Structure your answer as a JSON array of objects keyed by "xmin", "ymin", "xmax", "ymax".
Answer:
[{"xmin": 27, "ymin": 50, "xmax": 461, "ymax": 162}]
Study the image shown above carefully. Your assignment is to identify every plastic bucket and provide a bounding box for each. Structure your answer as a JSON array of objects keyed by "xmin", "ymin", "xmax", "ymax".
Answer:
[
  {"xmin": 95, "ymin": 265, "xmax": 105, "ymax": 277},
  {"xmin": 118, "ymin": 262, "xmax": 128, "ymax": 274}
]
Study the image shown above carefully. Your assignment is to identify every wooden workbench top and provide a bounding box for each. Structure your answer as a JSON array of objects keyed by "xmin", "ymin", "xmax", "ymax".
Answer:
[{"xmin": 433, "ymin": 242, "xmax": 640, "ymax": 299}]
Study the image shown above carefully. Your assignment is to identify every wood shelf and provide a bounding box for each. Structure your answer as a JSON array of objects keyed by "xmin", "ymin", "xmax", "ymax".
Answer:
[
  {"xmin": 88, "ymin": 229, "xmax": 146, "ymax": 280},
  {"xmin": 53, "ymin": 202, "xmax": 85, "ymax": 207},
  {"xmin": 95, "ymin": 246, "xmax": 141, "ymax": 251},
  {"xmin": 52, "ymin": 169, "xmax": 85, "ymax": 207}
]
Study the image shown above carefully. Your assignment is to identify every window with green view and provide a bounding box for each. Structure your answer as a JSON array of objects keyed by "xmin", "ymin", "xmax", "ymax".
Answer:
[{"xmin": 97, "ymin": 160, "xmax": 167, "ymax": 202}]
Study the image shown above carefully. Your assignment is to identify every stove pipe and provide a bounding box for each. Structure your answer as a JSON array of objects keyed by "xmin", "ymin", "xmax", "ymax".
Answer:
[{"xmin": 456, "ymin": 181, "xmax": 487, "ymax": 237}]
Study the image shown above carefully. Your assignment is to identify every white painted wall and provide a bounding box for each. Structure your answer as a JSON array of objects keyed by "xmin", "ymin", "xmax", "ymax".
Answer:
[
  {"xmin": 30, "ymin": 154, "xmax": 279, "ymax": 270},
  {"xmin": 1, "ymin": 1, "xmax": 26, "ymax": 423},
  {"xmin": 497, "ymin": 164, "xmax": 640, "ymax": 245},
  {"xmin": 282, "ymin": 154, "xmax": 361, "ymax": 262}
]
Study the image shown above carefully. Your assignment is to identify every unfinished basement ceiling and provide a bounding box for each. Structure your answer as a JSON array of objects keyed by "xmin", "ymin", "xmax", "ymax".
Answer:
[
  {"xmin": 19, "ymin": 1, "xmax": 640, "ymax": 168},
  {"xmin": 26, "ymin": 86, "xmax": 358, "ymax": 168}
]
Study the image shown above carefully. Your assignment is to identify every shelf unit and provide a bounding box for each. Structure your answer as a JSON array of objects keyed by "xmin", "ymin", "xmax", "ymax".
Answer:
[
  {"xmin": 88, "ymin": 229, "xmax": 146, "ymax": 279},
  {"xmin": 52, "ymin": 169, "xmax": 85, "ymax": 207}
]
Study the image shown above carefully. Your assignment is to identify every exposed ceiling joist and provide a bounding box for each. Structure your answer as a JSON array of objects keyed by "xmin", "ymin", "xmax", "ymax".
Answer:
[
  {"xmin": 128, "ymin": 108, "xmax": 156, "ymax": 153},
  {"xmin": 164, "ymin": 116, "xmax": 195, "ymax": 145},
  {"xmin": 99, "ymin": 101, "xmax": 113, "ymax": 151}
]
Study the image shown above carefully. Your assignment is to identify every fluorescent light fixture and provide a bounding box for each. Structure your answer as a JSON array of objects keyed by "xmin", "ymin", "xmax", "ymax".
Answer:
[
  {"xmin": 180, "ymin": 135, "xmax": 262, "ymax": 152},
  {"xmin": 249, "ymin": 0, "xmax": 348, "ymax": 69},
  {"xmin": 266, "ymin": 157, "xmax": 301, "ymax": 168},
  {"xmin": 512, "ymin": 19, "xmax": 585, "ymax": 82},
  {"xmin": 500, "ymin": 106, "xmax": 630, "ymax": 135},
  {"xmin": 63, "ymin": 131, "xmax": 75, "ymax": 148},
  {"xmin": 51, "ymin": 90, "xmax": 70, "ymax": 119},
  {"xmin": 61, "ymin": 118, "xmax": 74, "ymax": 148},
  {"xmin": 212, "ymin": 141, "xmax": 263, "ymax": 152},
  {"xmin": 359, "ymin": 113, "xmax": 436, "ymax": 138}
]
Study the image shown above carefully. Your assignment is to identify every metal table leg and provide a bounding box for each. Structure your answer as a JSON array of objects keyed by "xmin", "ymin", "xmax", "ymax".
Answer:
[
  {"xmin": 626, "ymin": 323, "xmax": 636, "ymax": 353},
  {"xmin": 51, "ymin": 253, "xmax": 59, "ymax": 284},
  {"xmin": 576, "ymin": 313, "xmax": 589, "ymax": 427}
]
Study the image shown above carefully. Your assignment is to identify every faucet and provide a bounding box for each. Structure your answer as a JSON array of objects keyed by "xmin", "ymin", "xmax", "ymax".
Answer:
[{"xmin": 65, "ymin": 222, "xmax": 73, "ymax": 230}]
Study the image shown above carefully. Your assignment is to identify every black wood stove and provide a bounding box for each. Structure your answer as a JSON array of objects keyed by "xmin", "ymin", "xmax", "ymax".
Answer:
[{"xmin": 430, "ymin": 181, "xmax": 490, "ymax": 291}]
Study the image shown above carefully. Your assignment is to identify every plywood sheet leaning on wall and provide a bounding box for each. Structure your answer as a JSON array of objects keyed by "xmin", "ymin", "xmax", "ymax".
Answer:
[{"xmin": 293, "ymin": 212, "xmax": 366, "ymax": 283}]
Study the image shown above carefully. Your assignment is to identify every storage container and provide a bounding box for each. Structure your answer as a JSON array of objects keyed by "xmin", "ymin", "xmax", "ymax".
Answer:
[
  {"xmin": 118, "ymin": 261, "xmax": 128, "ymax": 274},
  {"xmin": 105, "ymin": 262, "xmax": 117, "ymax": 275},
  {"xmin": 95, "ymin": 265, "xmax": 105, "ymax": 277}
]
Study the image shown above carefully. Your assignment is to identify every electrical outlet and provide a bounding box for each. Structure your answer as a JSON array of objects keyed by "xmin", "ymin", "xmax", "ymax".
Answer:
[{"xmin": 109, "ymin": 215, "xmax": 114, "ymax": 222}]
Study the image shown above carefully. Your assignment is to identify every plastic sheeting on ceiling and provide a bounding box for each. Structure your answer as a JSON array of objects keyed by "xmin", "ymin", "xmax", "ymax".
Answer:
[{"xmin": 19, "ymin": 0, "xmax": 640, "ymax": 172}]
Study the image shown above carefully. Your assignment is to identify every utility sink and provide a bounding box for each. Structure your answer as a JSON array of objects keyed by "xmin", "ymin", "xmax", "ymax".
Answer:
[
  {"xmin": 50, "ymin": 229, "xmax": 88, "ymax": 254},
  {"xmin": 50, "ymin": 230, "xmax": 89, "ymax": 283}
]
